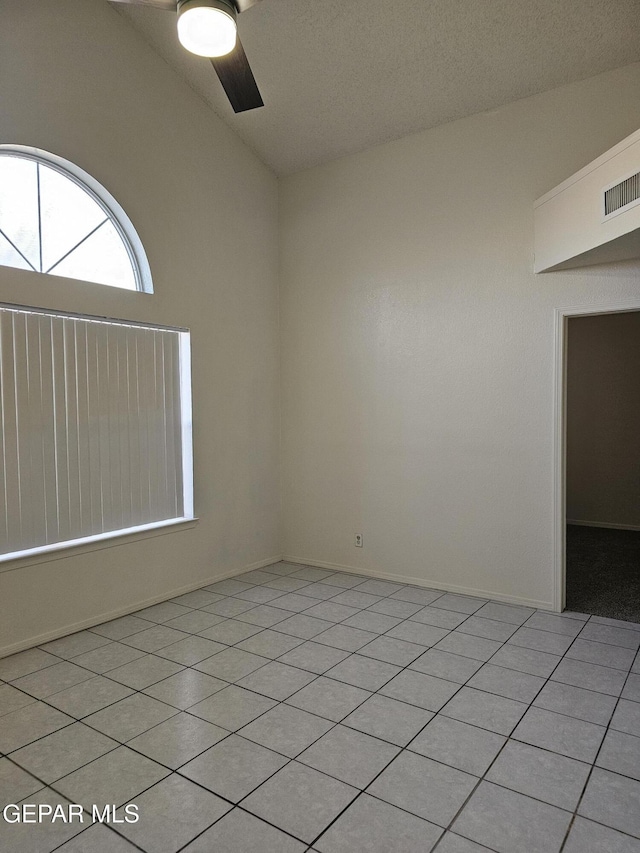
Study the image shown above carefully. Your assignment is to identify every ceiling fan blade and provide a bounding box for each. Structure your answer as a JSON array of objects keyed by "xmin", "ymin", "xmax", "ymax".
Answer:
[
  {"xmin": 108, "ymin": 0, "xmax": 176, "ymax": 9},
  {"xmin": 211, "ymin": 36, "xmax": 264, "ymax": 113}
]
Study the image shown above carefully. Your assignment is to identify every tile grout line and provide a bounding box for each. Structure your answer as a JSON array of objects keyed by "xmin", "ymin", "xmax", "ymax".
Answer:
[
  {"xmin": 213, "ymin": 582, "xmax": 544, "ymax": 849},
  {"xmin": 557, "ymin": 655, "xmax": 639, "ymax": 852},
  {"xmin": 2, "ymin": 563, "xmax": 639, "ymax": 852},
  {"xmin": 4, "ymin": 656, "xmax": 639, "ymax": 851},
  {"xmin": 100, "ymin": 571, "xmax": 471, "ymax": 849}
]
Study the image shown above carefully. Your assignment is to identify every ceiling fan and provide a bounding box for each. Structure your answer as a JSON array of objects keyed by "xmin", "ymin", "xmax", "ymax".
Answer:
[{"xmin": 109, "ymin": 0, "xmax": 264, "ymax": 113}]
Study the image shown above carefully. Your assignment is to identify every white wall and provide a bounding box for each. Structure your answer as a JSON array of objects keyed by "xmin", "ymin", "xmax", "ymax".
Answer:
[
  {"xmin": 279, "ymin": 63, "xmax": 640, "ymax": 609},
  {"xmin": 3, "ymin": 9, "xmax": 640, "ymax": 652},
  {"xmin": 567, "ymin": 311, "xmax": 640, "ymax": 529},
  {"xmin": 0, "ymin": 0, "xmax": 280, "ymax": 654}
]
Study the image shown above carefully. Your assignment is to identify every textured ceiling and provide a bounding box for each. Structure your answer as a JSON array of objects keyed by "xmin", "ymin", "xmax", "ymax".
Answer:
[{"xmin": 112, "ymin": 0, "xmax": 640, "ymax": 176}]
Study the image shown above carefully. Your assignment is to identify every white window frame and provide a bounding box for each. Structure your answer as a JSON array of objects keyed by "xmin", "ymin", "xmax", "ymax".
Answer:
[{"xmin": 0, "ymin": 144, "xmax": 153, "ymax": 293}]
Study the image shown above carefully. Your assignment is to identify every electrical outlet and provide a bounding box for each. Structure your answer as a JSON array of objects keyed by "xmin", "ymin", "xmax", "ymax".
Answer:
[{"xmin": 355, "ymin": 533, "xmax": 363, "ymax": 547}]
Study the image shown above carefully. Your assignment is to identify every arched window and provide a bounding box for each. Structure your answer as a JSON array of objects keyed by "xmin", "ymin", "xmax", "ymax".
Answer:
[{"xmin": 0, "ymin": 145, "xmax": 152, "ymax": 292}]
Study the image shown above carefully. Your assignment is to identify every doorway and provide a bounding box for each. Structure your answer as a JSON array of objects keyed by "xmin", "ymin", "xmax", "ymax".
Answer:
[{"xmin": 560, "ymin": 309, "xmax": 640, "ymax": 621}]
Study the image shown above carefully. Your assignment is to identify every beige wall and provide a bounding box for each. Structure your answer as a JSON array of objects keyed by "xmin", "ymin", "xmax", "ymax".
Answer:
[
  {"xmin": 279, "ymin": 63, "xmax": 640, "ymax": 609},
  {"xmin": 567, "ymin": 312, "xmax": 640, "ymax": 529},
  {"xmin": 0, "ymin": 0, "xmax": 280, "ymax": 654}
]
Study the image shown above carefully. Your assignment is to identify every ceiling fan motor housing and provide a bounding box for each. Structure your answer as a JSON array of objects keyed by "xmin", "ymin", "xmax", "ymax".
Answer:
[{"xmin": 177, "ymin": 0, "xmax": 237, "ymax": 21}]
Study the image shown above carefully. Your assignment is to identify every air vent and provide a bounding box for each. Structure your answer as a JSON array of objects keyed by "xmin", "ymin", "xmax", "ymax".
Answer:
[{"xmin": 604, "ymin": 172, "xmax": 640, "ymax": 217}]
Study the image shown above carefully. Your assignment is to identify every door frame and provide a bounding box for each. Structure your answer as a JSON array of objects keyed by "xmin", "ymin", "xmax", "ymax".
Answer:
[{"xmin": 553, "ymin": 298, "xmax": 640, "ymax": 612}]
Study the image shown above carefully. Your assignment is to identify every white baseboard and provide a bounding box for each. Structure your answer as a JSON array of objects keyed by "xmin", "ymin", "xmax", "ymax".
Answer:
[
  {"xmin": 282, "ymin": 555, "xmax": 554, "ymax": 612},
  {"xmin": 0, "ymin": 554, "xmax": 283, "ymax": 658},
  {"xmin": 2, "ymin": 549, "xmax": 559, "ymax": 658},
  {"xmin": 567, "ymin": 519, "xmax": 640, "ymax": 532}
]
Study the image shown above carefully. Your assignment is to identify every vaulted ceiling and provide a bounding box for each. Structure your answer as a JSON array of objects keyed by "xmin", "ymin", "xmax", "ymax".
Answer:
[{"xmin": 112, "ymin": 0, "xmax": 640, "ymax": 175}]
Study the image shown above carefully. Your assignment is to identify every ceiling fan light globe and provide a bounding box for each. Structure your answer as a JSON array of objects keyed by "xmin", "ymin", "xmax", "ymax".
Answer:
[{"xmin": 177, "ymin": 1, "xmax": 237, "ymax": 58}]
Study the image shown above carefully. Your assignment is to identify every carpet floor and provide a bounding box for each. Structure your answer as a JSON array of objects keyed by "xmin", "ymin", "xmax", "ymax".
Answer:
[{"xmin": 566, "ymin": 525, "xmax": 640, "ymax": 623}]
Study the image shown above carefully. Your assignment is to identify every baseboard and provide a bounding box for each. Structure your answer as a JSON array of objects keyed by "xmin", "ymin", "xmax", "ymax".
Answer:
[
  {"xmin": 282, "ymin": 555, "xmax": 554, "ymax": 612},
  {"xmin": 567, "ymin": 519, "xmax": 640, "ymax": 532},
  {"xmin": 0, "ymin": 554, "xmax": 283, "ymax": 658},
  {"xmin": 2, "ymin": 549, "xmax": 557, "ymax": 658}
]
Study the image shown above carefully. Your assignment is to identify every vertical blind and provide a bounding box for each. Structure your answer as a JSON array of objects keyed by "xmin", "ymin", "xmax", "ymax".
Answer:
[{"xmin": 0, "ymin": 305, "xmax": 193, "ymax": 560}]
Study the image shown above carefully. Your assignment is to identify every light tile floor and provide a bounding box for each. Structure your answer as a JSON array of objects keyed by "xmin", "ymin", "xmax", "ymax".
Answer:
[{"xmin": 1, "ymin": 562, "xmax": 640, "ymax": 852}]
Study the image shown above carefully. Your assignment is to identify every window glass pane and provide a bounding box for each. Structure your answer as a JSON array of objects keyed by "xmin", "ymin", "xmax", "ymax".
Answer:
[
  {"xmin": 0, "ymin": 148, "xmax": 148, "ymax": 291},
  {"xmin": 0, "ymin": 232, "xmax": 33, "ymax": 271},
  {"xmin": 39, "ymin": 163, "xmax": 107, "ymax": 272},
  {"xmin": 0, "ymin": 157, "xmax": 40, "ymax": 269},
  {"xmin": 50, "ymin": 220, "xmax": 137, "ymax": 290}
]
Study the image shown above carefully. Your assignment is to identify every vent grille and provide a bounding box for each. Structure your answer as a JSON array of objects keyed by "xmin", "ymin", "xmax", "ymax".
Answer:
[{"xmin": 604, "ymin": 172, "xmax": 640, "ymax": 216}]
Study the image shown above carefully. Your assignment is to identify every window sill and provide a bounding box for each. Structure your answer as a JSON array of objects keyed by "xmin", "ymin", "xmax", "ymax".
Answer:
[{"xmin": 0, "ymin": 517, "xmax": 199, "ymax": 574}]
